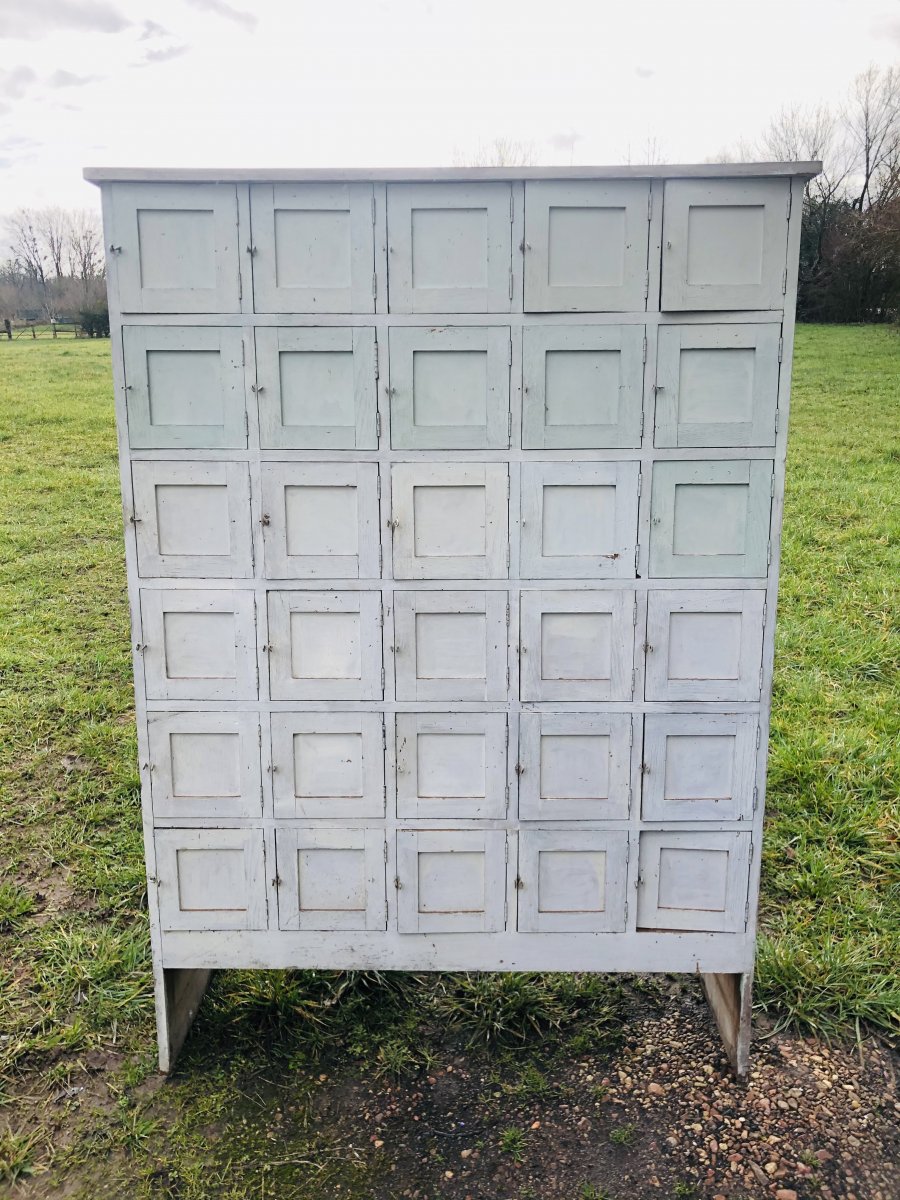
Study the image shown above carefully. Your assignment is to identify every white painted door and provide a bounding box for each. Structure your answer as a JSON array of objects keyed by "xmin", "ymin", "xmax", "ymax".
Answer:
[
  {"xmin": 522, "ymin": 325, "xmax": 644, "ymax": 449},
  {"xmin": 155, "ymin": 828, "xmax": 267, "ymax": 931},
  {"xmin": 140, "ymin": 589, "xmax": 257, "ymax": 701},
  {"xmin": 524, "ymin": 180, "xmax": 650, "ymax": 311},
  {"xmin": 255, "ymin": 327, "xmax": 378, "ymax": 449},
  {"xmin": 654, "ymin": 325, "xmax": 780, "ymax": 448},
  {"xmin": 148, "ymin": 711, "xmax": 262, "ymax": 819},
  {"xmin": 517, "ymin": 830, "xmax": 628, "ymax": 932},
  {"xmin": 270, "ymin": 712, "xmax": 385, "ymax": 819},
  {"xmin": 661, "ymin": 178, "xmax": 790, "ymax": 311},
  {"xmin": 250, "ymin": 183, "xmax": 375, "ymax": 313},
  {"xmin": 387, "ymin": 182, "xmax": 513, "ymax": 313},
  {"xmin": 388, "ymin": 326, "xmax": 511, "ymax": 449},
  {"xmin": 520, "ymin": 462, "xmax": 639, "ymax": 579},
  {"xmin": 641, "ymin": 713, "xmax": 758, "ymax": 822},
  {"xmin": 123, "ymin": 326, "xmax": 247, "ymax": 449},
  {"xmin": 519, "ymin": 589, "xmax": 634, "ymax": 701},
  {"xmin": 108, "ymin": 183, "xmax": 241, "ymax": 313},
  {"xmin": 395, "ymin": 713, "xmax": 508, "ymax": 819},
  {"xmin": 391, "ymin": 463, "xmax": 508, "ymax": 579},
  {"xmin": 396, "ymin": 830, "xmax": 507, "ymax": 932},
  {"xmin": 645, "ymin": 590, "xmax": 765, "ymax": 701},
  {"xmin": 267, "ymin": 590, "xmax": 383, "ymax": 700},
  {"xmin": 260, "ymin": 462, "xmax": 380, "ymax": 578},
  {"xmin": 637, "ymin": 831, "xmax": 751, "ymax": 933},
  {"xmin": 131, "ymin": 461, "xmax": 253, "ymax": 578},
  {"xmin": 648, "ymin": 459, "xmax": 773, "ymax": 578},
  {"xmin": 275, "ymin": 828, "xmax": 386, "ymax": 931},
  {"xmin": 393, "ymin": 590, "xmax": 508, "ymax": 701},
  {"xmin": 518, "ymin": 713, "xmax": 632, "ymax": 821}
]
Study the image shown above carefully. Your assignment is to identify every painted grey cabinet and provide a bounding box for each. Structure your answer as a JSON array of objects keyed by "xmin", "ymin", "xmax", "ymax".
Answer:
[{"xmin": 91, "ymin": 160, "xmax": 815, "ymax": 1077}]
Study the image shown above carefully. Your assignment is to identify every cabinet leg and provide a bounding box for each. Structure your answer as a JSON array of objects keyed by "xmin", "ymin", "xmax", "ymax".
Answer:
[
  {"xmin": 700, "ymin": 970, "xmax": 752, "ymax": 1080},
  {"xmin": 157, "ymin": 967, "xmax": 212, "ymax": 1073}
]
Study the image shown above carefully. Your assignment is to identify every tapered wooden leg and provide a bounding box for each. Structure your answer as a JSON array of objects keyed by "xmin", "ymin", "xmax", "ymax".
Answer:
[
  {"xmin": 700, "ymin": 970, "xmax": 753, "ymax": 1080},
  {"xmin": 157, "ymin": 967, "xmax": 212, "ymax": 1073}
]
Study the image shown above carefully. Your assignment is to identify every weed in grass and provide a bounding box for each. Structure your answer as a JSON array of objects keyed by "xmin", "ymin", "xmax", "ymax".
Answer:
[
  {"xmin": 499, "ymin": 1126, "xmax": 527, "ymax": 1162},
  {"xmin": 0, "ymin": 1127, "xmax": 45, "ymax": 1184},
  {"xmin": 608, "ymin": 1122, "xmax": 636, "ymax": 1147},
  {"xmin": 579, "ymin": 1184, "xmax": 613, "ymax": 1200},
  {"xmin": 0, "ymin": 882, "xmax": 34, "ymax": 931},
  {"xmin": 673, "ymin": 1183, "xmax": 698, "ymax": 1198}
]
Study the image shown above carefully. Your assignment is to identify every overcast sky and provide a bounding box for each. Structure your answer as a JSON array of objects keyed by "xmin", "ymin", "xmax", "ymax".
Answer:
[{"xmin": 0, "ymin": 0, "xmax": 897, "ymax": 220}]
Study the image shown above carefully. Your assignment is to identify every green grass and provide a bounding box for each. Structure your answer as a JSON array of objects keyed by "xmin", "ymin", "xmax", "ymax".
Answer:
[{"xmin": 0, "ymin": 327, "xmax": 897, "ymax": 1193}]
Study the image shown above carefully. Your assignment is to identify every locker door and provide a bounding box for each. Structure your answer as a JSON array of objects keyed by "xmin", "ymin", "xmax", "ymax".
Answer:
[
  {"xmin": 517, "ymin": 830, "xmax": 628, "ymax": 932},
  {"xmin": 131, "ymin": 461, "xmax": 253, "ymax": 579},
  {"xmin": 645, "ymin": 590, "xmax": 765, "ymax": 702},
  {"xmin": 275, "ymin": 828, "xmax": 386, "ymax": 931},
  {"xmin": 260, "ymin": 462, "xmax": 380, "ymax": 578},
  {"xmin": 520, "ymin": 462, "xmax": 639, "ymax": 579},
  {"xmin": 250, "ymin": 183, "xmax": 375, "ymax": 313},
  {"xmin": 155, "ymin": 828, "xmax": 267, "ymax": 931},
  {"xmin": 395, "ymin": 713, "xmax": 507, "ymax": 819},
  {"xmin": 518, "ymin": 713, "xmax": 631, "ymax": 820},
  {"xmin": 654, "ymin": 325, "xmax": 780, "ymax": 448},
  {"xmin": 391, "ymin": 463, "xmax": 508, "ymax": 580},
  {"xmin": 255, "ymin": 327, "xmax": 378, "ymax": 449},
  {"xmin": 396, "ymin": 830, "xmax": 507, "ymax": 932},
  {"xmin": 519, "ymin": 589, "xmax": 634, "ymax": 701},
  {"xmin": 123, "ymin": 326, "xmax": 247, "ymax": 449},
  {"xmin": 148, "ymin": 711, "xmax": 262, "ymax": 819},
  {"xmin": 524, "ymin": 180, "xmax": 650, "ymax": 312},
  {"xmin": 648, "ymin": 459, "xmax": 773, "ymax": 578},
  {"xmin": 387, "ymin": 182, "xmax": 513, "ymax": 313},
  {"xmin": 388, "ymin": 326, "xmax": 511, "ymax": 449},
  {"xmin": 522, "ymin": 325, "xmax": 644, "ymax": 449},
  {"xmin": 641, "ymin": 713, "xmax": 758, "ymax": 821},
  {"xmin": 140, "ymin": 589, "xmax": 257, "ymax": 701},
  {"xmin": 267, "ymin": 590, "xmax": 383, "ymax": 700},
  {"xmin": 661, "ymin": 178, "xmax": 790, "ymax": 311},
  {"xmin": 270, "ymin": 712, "xmax": 385, "ymax": 819},
  {"xmin": 637, "ymin": 831, "xmax": 751, "ymax": 932},
  {"xmin": 394, "ymin": 591, "xmax": 508, "ymax": 701},
  {"xmin": 108, "ymin": 182, "xmax": 241, "ymax": 314}
]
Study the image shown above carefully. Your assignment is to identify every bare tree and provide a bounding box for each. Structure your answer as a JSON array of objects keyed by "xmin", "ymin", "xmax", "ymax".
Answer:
[
  {"xmin": 845, "ymin": 65, "xmax": 900, "ymax": 210},
  {"xmin": 66, "ymin": 209, "xmax": 104, "ymax": 283},
  {"xmin": 6, "ymin": 209, "xmax": 47, "ymax": 285},
  {"xmin": 36, "ymin": 207, "xmax": 69, "ymax": 279},
  {"xmin": 454, "ymin": 138, "xmax": 537, "ymax": 167}
]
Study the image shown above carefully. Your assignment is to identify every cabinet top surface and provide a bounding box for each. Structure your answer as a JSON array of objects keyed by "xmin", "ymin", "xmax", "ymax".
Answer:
[{"xmin": 83, "ymin": 161, "xmax": 821, "ymax": 185}]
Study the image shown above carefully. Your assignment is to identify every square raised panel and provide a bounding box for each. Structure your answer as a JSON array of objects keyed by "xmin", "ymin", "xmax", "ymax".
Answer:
[
  {"xmin": 387, "ymin": 183, "xmax": 513, "ymax": 313},
  {"xmin": 518, "ymin": 830, "xmax": 628, "ymax": 932},
  {"xmin": 267, "ymin": 590, "xmax": 383, "ymax": 700},
  {"xmin": 645, "ymin": 590, "xmax": 765, "ymax": 701},
  {"xmin": 518, "ymin": 713, "xmax": 632, "ymax": 821},
  {"xmin": 255, "ymin": 327, "xmax": 377, "ymax": 449},
  {"xmin": 141, "ymin": 589, "xmax": 256, "ymax": 700},
  {"xmin": 108, "ymin": 183, "xmax": 241, "ymax": 313},
  {"xmin": 649, "ymin": 460, "xmax": 773, "ymax": 577},
  {"xmin": 655, "ymin": 325, "xmax": 780, "ymax": 447},
  {"xmin": 642, "ymin": 714, "xmax": 757, "ymax": 821},
  {"xmin": 395, "ymin": 713, "xmax": 507, "ymax": 819},
  {"xmin": 394, "ymin": 591, "xmax": 508, "ymax": 701},
  {"xmin": 520, "ymin": 462, "xmax": 639, "ymax": 579},
  {"xmin": 155, "ymin": 828, "xmax": 267, "ymax": 931},
  {"xmin": 270, "ymin": 712, "xmax": 385, "ymax": 819},
  {"xmin": 261, "ymin": 462, "xmax": 380, "ymax": 578},
  {"xmin": 519, "ymin": 590, "xmax": 634, "ymax": 700},
  {"xmin": 391, "ymin": 463, "xmax": 508, "ymax": 579},
  {"xmin": 148, "ymin": 711, "xmax": 261, "ymax": 819},
  {"xmin": 388, "ymin": 326, "xmax": 511, "ymax": 449},
  {"xmin": 131, "ymin": 461, "xmax": 252, "ymax": 578},
  {"xmin": 123, "ymin": 327, "xmax": 247, "ymax": 449},
  {"xmin": 661, "ymin": 179, "xmax": 790, "ymax": 310},
  {"xmin": 275, "ymin": 828, "xmax": 386, "ymax": 931},
  {"xmin": 522, "ymin": 325, "xmax": 644, "ymax": 448},
  {"xmin": 250, "ymin": 183, "xmax": 375, "ymax": 312},
  {"xmin": 524, "ymin": 180, "xmax": 650, "ymax": 311},
  {"xmin": 637, "ymin": 831, "xmax": 751, "ymax": 932},
  {"xmin": 396, "ymin": 830, "xmax": 507, "ymax": 932}
]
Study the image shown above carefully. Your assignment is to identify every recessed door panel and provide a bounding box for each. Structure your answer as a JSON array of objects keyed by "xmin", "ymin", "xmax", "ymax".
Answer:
[
  {"xmin": 637, "ymin": 831, "xmax": 751, "ymax": 932},
  {"xmin": 518, "ymin": 713, "xmax": 631, "ymax": 821},
  {"xmin": 394, "ymin": 591, "xmax": 508, "ymax": 701},
  {"xmin": 641, "ymin": 714, "xmax": 757, "ymax": 821},
  {"xmin": 271, "ymin": 712, "xmax": 385, "ymax": 819},
  {"xmin": 148, "ymin": 711, "xmax": 262, "ymax": 819},
  {"xmin": 519, "ymin": 589, "xmax": 634, "ymax": 700},
  {"xmin": 275, "ymin": 828, "xmax": 386, "ymax": 931},
  {"xmin": 396, "ymin": 830, "xmax": 507, "ymax": 932},
  {"xmin": 155, "ymin": 828, "xmax": 267, "ymax": 931},
  {"xmin": 395, "ymin": 713, "xmax": 507, "ymax": 819},
  {"xmin": 141, "ymin": 589, "xmax": 257, "ymax": 701},
  {"xmin": 267, "ymin": 590, "xmax": 383, "ymax": 700},
  {"xmin": 518, "ymin": 830, "xmax": 628, "ymax": 932}
]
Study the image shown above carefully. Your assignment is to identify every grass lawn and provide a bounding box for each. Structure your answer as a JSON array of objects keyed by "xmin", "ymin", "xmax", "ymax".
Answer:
[{"xmin": 0, "ymin": 325, "xmax": 897, "ymax": 1195}]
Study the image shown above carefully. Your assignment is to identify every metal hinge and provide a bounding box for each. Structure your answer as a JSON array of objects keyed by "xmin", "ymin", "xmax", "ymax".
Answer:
[
  {"xmin": 373, "ymin": 272, "xmax": 378, "ymax": 299},
  {"xmin": 642, "ymin": 335, "xmax": 647, "ymax": 363},
  {"xmin": 375, "ymin": 410, "xmax": 382, "ymax": 438},
  {"xmin": 759, "ymin": 665, "xmax": 764, "ymax": 691},
  {"xmin": 381, "ymin": 721, "xmax": 387, "ymax": 750},
  {"xmin": 629, "ymin": 720, "xmax": 634, "ymax": 747},
  {"xmin": 506, "ymin": 543, "xmax": 511, "ymax": 568},
  {"xmin": 752, "ymin": 785, "xmax": 759, "ymax": 813},
  {"xmin": 506, "ymin": 664, "xmax": 510, "ymax": 689},
  {"xmin": 786, "ymin": 189, "xmax": 792, "ymax": 220},
  {"xmin": 631, "ymin": 667, "xmax": 637, "ymax": 696},
  {"xmin": 505, "ymin": 602, "xmax": 511, "ymax": 627},
  {"xmin": 647, "ymin": 191, "xmax": 653, "ymax": 221},
  {"xmin": 644, "ymin": 270, "xmax": 650, "ymax": 300},
  {"xmin": 257, "ymin": 724, "xmax": 262, "ymax": 747},
  {"xmin": 509, "ymin": 269, "xmax": 514, "ymax": 300},
  {"xmin": 374, "ymin": 340, "xmax": 379, "ymax": 379},
  {"xmin": 624, "ymin": 899, "xmax": 629, "ymax": 923},
  {"xmin": 774, "ymin": 409, "xmax": 780, "ymax": 433},
  {"xmin": 749, "ymin": 839, "xmax": 755, "ymax": 864},
  {"xmin": 383, "ymin": 840, "xmax": 388, "ymax": 863},
  {"xmin": 505, "ymin": 782, "xmax": 510, "ymax": 811},
  {"xmin": 508, "ymin": 339, "xmax": 513, "ymax": 366},
  {"xmin": 507, "ymin": 411, "xmax": 512, "ymax": 442},
  {"xmin": 378, "ymin": 600, "xmax": 384, "ymax": 627},
  {"xmin": 756, "ymin": 725, "xmax": 762, "ymax": 749},
  {"xmin": 781, "ymin": 267, "xmax": 787, "ymax": 295},
  {"xmin": 378, "ymin": 545, "xmax": 383, "ymax": 574},
  {"xmin": 510, "ymin": 191, "xmax": 515, "ymax": 222},
  {"xmin": 626, "ymin": 839, "xmax": 631, "ymax": 865},
  {"xmin": 372, "ymin": 194, "xmax": 377, "ymax": 224},
  {"xmin": 778, "ymin": 336, "xmax": 784, "ymax": 363},
  {"xmin": 637, "ymin": 471, "xmax": 642, "ymax": 497},
  {"xmin": 634, "ymin": 542, "xmax": 640, "ymax": 571},
  {"xmin": 632, "ymin": 599, "xmax": 638, "ymax": 625},
  {"xmin": 505, "ymin": 838, "xmax": 509, "ymax": 862},
  {"xmin": 639, "ymin": 410, "xmax": 645, "ymax": 438},
  {"xmin": 380, "ymin": 666, "xmax": 385, "ymax": 690},
  {"xmin": 762, "ymin": 600, "xmax": 768, "ymax": 624},
  {"xmin": 744, "ymin": 900, "xmax": 751, "ymax": 926},
  {"xmin": 770, "ymin": 473, "xmax": 776, "ymax": 497},
  {"xmin": 767, "ymin": 539, "xmax": 772, "ymax": 566},
  {"xmin": 376, "ymin": 472, "xmax": 381, "ymax": 498},
  {"xmin": 244, "ymin": 410, "xmax": 249, "ymax": 438}
]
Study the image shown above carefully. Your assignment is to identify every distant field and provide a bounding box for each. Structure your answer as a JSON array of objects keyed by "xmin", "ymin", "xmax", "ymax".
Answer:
[{"xmin": 0, "ymin": 326, "xmax": 897, "ymax": 1193}]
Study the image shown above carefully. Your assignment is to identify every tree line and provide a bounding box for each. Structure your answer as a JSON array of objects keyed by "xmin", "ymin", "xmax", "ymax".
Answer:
[{"xmin": 1, "ymin": 207, "xmax": 107, "ymax": 329}]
